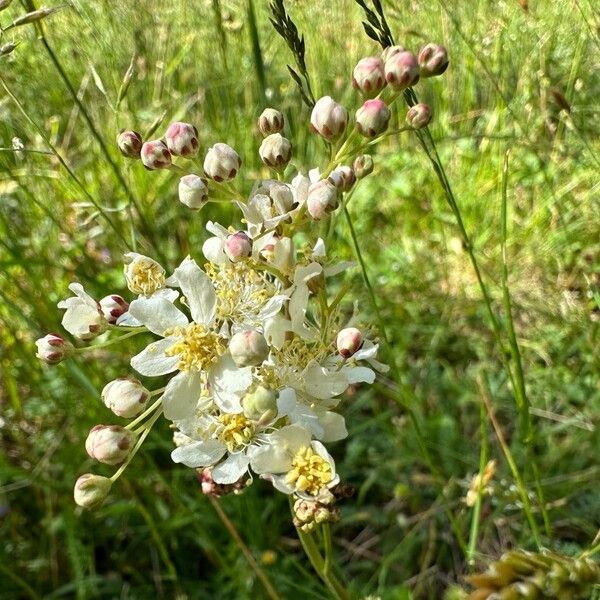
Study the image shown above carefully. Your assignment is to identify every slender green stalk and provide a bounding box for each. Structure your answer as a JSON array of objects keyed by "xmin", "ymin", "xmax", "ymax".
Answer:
[
  {"xmin": 27, "ymin": 11, "xmax": 164, "ymax": 259},
  {"xmin": 0, "ymin": 76, "xmax": 131, "ymax": 248},
  {"xmin": 467, "ymin": 403, "xmax": 488, "ymax": 565},
  {"xmin": 500, "ymin": 153, "xmax": 551, "ymax": 537},
  {"xmin": 479, "ymin": 378, "xmax": 541, "ymax": 548},
  {"xmin": 343, "ymin": 203, "xmax": 468, "ymax": 555},
  {"xmin": 294, "ymin": 523, "xmax": 349, "ymax": 599},
  {"xmin": 208, "ymin": 496, "xmax": 281, "ymax": 600}
]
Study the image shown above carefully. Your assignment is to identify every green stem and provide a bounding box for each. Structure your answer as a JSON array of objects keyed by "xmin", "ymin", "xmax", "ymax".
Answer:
[
  {"xmin": 467, "ymin": 403, "xmax": 488, "ymax": 565},
  {"xmin": 295, "ymin": 523, "xmax": 349, "ymax": 600},
  {"xmin": 76, "ymin": 328, "xmax": 145, "ymax": 352},
  {"xmin": 208, "ymin": 496, "xmax": 281, "ymax": 600},
  {"xmin": 342, "ymin": 204, "xmax": 468, "ymax": 555}
]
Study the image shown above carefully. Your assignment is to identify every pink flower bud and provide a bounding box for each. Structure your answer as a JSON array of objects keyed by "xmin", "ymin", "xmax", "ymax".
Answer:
[
  {"xmin": 224, "ymin": 231, "xmax": 252, "ymax": 262},
  {"xmin": 336, "ymin": 327, "xmax": 363, "ymax": 358},
  {"xmin": 310, "ymin": 96, "xmax": 348, "ymax": 142},
  {"xmin": 140, "ymin": 139, "xmax": 171, "ymax": 170},
  {"xmin": 355, "ymin": 99, "xmax": 390, "ymax": 138},
  {"xmin": 99, "ymin": 295, "xmax": 129, "ymax": 325},
  {"xmin": 307, "ymin": 180, "xmax": 339, "ymax": 219},
  {"xmin": 259, "ymin": 133, "xmax": 292, "ymax": 169},
  {"xmin": 85, "ymin": 425, "xmax": 135, "ymax": 465},
  {"xmin": 35, "ymin": 333, "xmax": 73, "ymax": 365},
  {"xmin": 178, "ymin": 174, "xmax": 208, "ymax": 210},
  {"xmin": 327, "ymin": 165, "xmax": 356, "ymax": 191},
  {"xmin": 352, "ymin": 56, "xmax": 386, "ymax": 96},
  {"xmin": 384, "ymin": 51, "xmax": 419, "ymax": 90},
  {"xmin": 102, "ymin": 377, "xmax": 149, "ymax": 418},
  {"xmin": 418, "ymin": 43, "xmax": 448, "ymax": 78},
  {"xmin": 353, "ymin": 155, "xmax": 374, "ymax": 179},
  {"xmin": 117, "ymin": 130, "xmax": 142, "ymax": 158},
  {"xmin": 229, "ymin": 329, "xmax": 269, "ymax": 367},
  {"xmin": 381, "ymin": 45, "xmax": 406, "ymax": 63},
  {"xmin": 406, "ymin": 103, "xmax": 432, "ymax": 129},
  {"xmin": 258, "ymin": 108, "xmax": 284, "ymax": 136},
  {"xmin": 165, "ymin": 121, "xmax": 199, "ymax": 157},
  {"xmin": 74, "ymin": 473, "xmax": 111, "ymax": 509},
  {"xmin": 203, "ymin": 143, "xmax": 241, "ymax": 182}
]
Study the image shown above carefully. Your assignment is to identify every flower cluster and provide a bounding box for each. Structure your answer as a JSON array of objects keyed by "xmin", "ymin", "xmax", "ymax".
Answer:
[{"xmin": 36, "ymin": 40, "xmax": 448, "ymax": 517}]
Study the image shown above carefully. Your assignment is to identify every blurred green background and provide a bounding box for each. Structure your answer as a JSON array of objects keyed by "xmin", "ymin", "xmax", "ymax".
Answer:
[{"xmin": 0, "ymin": 0, "xmax": 599, "ymax": 598}]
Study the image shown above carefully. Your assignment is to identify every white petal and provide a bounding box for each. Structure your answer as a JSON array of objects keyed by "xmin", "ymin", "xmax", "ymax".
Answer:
[
  {"xmin": 202, "ymin": 236, "xmax": 228, "ymax": 265},
  {"xmin": 312, "ymin": 238, "xmax": 326, "ymax": 258},
  {"xmin": 249, "ymin": 445, "xmax": 291, "ymax": 475},
  {"xmin": 205, "ymin": 220, "xmax": 229, "ymax": 238},
  {"xmin": 353, "ymin": 340, "xmax": 379, "ymax": 361},
  {"xmin": 153, "ymin": 287, "xmax": 179, "ymax": 302},
  {"xmin": 264, "ymin": 314, "xmax": 292, "ymax": 350},
  {"xmin": 212, "ymin": 453, "xmax": 250, "ymax": 484},
  {"xmin": 294, "ymin": 262, "xmax": 322, "ymax": 285},
  {"xmin": 288, "ymin": 403, "xmax": 324, "ymax": 439},
  {"xmin": 312, "ymin": 440, "xmax": 337, "ymax": 479},
  {"xmin": 303, "ymin": 361, "xmax": 348, "ymax": 400},
  {"xmin": 162, "ymin": 371, "xmax": 202, "ymax": 420},
  {"xmin": 173, "ymin": 257, "xmax": 216, "ymax": 325},
  {"xmin": 209, "ymin": 354, "xmax": 252, "ymax": 412},
  {"xmin": 171, "ymin": 440, "xmax": 226, "ymax": 468},
  {"xmin": 128, "ymin": 296, "xmax": 188, "ymax": 336},
  {"xmin": 116, "ymin": 311, "xmax": 142, "ymax": 327},
  {"xmin": 131, "ymin": 337, "xmax": 180, "ymax": 376},
  {"xmin": 257, "ymin": 294, "xmax": 288, "ymax": 321},
  {"xmin": 268, "ymin": 473, "xmax": 295, "ymax": 495},
  {"xmin": 341, "ymin": 365, "xmax": 376, "ymax": 384},
  {"xmin": 319, "ymin": 412, "xmax": 348, "ymax": 442},
  {"xmin": 276, "ymin": 388, "xmax": 297, "ymax": 416},
  {"xmin": 324, "ymin": 261, "xmax": 355, "ymax": 277}
]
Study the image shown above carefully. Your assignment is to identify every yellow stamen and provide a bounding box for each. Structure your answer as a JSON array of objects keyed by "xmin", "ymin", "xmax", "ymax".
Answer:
[
  {"xmin": 165, "ymin": 323, "xmax": 226, "ymax": 372},
  {"xmin": 285, "ymin": 445, "xmax": 333, "ymax": 496},
  {"xmin": 126, "ymin": 259, "xmax": 165, "ymax": 296},
  {"xmin": 217, "ymin": 414, "xmax": 255, "ymax": 451}
]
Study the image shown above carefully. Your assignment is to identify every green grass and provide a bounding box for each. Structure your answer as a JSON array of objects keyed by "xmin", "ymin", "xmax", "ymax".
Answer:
[{"xmin": 1, "ymin": 0, "xmax": 599, "ymax": 598}]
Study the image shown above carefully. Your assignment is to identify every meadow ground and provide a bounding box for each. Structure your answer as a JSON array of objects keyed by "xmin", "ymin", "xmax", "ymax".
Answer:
[{"xmin": 0, "ymin": 1, "xmax": 599, "ymax": 598}]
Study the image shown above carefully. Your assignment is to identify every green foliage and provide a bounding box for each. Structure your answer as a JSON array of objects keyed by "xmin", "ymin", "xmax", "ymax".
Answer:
[{"xmin": 0, "ymin": 0, "xmax": 599, "ymax": 598}]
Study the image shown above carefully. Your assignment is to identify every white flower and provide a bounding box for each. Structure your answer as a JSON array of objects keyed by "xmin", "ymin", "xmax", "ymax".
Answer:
[
  {"xmin": 248, "ymin": 424, "xmax": 340, "ymax": 498},
  {"xmin": 170, "ymin": 391, "xmax": 285, "ymax": 485},
  {"xmin": 235, "ymin": 169, "xmax": 319, "ymax": 237},
  {"xmin": 128, "ymin": 257, "xmax": 235, "ymax": 418},
  {"xmin": 57, "ymin": 283, "xmax": 107, "ymax": 340}
]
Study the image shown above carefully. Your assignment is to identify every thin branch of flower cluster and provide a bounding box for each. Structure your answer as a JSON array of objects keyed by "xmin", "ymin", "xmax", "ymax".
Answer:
[{"xmin": 33, "ymin": 7, "xmax": 451, "ymax": 596}]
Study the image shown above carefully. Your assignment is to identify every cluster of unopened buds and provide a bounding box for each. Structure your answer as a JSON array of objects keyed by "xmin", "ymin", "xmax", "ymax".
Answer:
[{"xmin": 36, "ymin": 42, "xmax": 448, "ymax": 523}]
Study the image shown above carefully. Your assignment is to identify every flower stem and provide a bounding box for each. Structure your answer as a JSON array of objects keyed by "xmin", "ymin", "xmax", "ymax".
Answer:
[
  {"xmin": 295, "ymin": 523, "xmax": 349, "ymax": 600},
  {"xmin": 208, "ymin": 496, "xmax": 280, "ymax": 600},
  {"xmin": 76, "ymin": 328, "xmax": 145, "ymax": 352}
]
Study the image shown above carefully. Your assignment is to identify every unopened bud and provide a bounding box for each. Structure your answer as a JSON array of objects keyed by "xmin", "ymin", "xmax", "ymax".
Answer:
[
  {"xmin": 352, "ymin": 56, "xmax": 386, "ymax": 96},
  {"xmin": 258, "ymin": 108, "xmax": 284, "ymax": 136},
  {"xmin": 102, "ymin": 377, "xmax": 149, "ymax": 418},
  {"xmin": 353, "ymin": 155, "xmax": 374, "ymax": 179},
  {"xmin": 381, "ymin": 45, "xmax": 406, "ymax": 63},
  {"xmin": 117, "ymin": 130, "xmax": 142, "ymax": 159},
  {"xmin": 165, "ymin": 121, "xmax": 199, "ymax": 157},
  {"xmin": 355, "ymin": 98, "xmax": 390, "ymax": 138},
  {"xmin": 418, "ymin": 43, "xmax": 449, "ymax": 78},
  {"xmin": 85, "ymin": 425, "xmax": 135, "ymax": 465},
  {"xmin": 99, "ymin": 295, "xmax": 129, "ymax": 325},
  {"xmin": 384, "ymin": 51, "xmax": 419, "ymax": 90},
  {"xmin": 336, "ymin": 327, "xmax": 363, "ymax": 358},
  {"xmin": 35, "ymin": 334, "xmax": 73, "ymax": 365},
  {"xmin": 259, "ymin": 133, "xmax": 292, "ymax": 169},
  {"xmin": 243, "ymin": 386, "xmax": 277, "ymax": 422},
  {"xmin": 310, "ymin": 96, "xmax": 348, "ymax": 142},
  {"xmin": 307, "ymin": 180, "xmax": 339, "ymax": 219},
  {"xmin": 224, "ymin": 231, "xmax": 252, "ymax": 262},
  {"xmin": 327, "ymin": 166, "xmax": 356, "ymax": 191},
  {"xmin": 203, "ymin": 143, "xmax": 241, "ymax": 182},
  {"xmin": 229, "ymin": 329, "xmax": 269, "ymax": 367},
  {"xmin": 74, "ymin": 474, "xmax": 111, "ymax": 509},
  {"xmin": 406, "ymin": 103, "xmax": 432, "ymax": 129},
  {"xmin": 178, "ymin": 174, "xmax": 208, "ymax": 210},
  {"xmin": 140, "ymin": 139, "xmax": 171, "ymax": 170}
]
